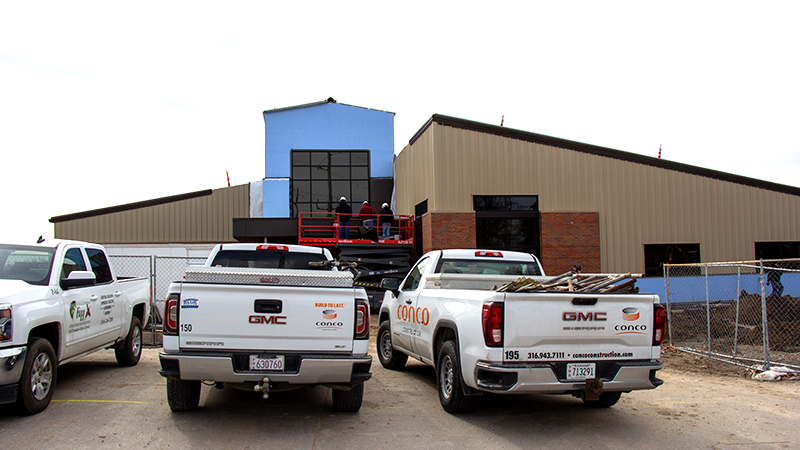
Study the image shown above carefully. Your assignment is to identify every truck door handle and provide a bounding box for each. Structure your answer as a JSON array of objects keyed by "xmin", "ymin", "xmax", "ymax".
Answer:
[
  {"xmin": 405, "ymin": 299, "xmax": 413, "ymax": 304},
  {"xmin": 90, "ymin": 295, "xmax": 99, "ymax": 301}
]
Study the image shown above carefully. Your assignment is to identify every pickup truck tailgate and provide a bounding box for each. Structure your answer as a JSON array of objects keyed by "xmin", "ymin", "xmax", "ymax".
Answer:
[
  {"xmin": 502, "ymin": 292, "xmax": 658, "ymax": 361},
  {"xmin": 177, "ymin": 267, "xmax": 356, "ymax": 352}
]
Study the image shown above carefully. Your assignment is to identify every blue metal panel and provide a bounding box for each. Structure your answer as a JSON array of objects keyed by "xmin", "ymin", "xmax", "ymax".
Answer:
[
  {"xmin": 262, "ymin": 179, "xmax": 290, "ymax": 218},
  {"xmin": 264, "ymin": 102, "xmax": 394, "ymax": 180}
]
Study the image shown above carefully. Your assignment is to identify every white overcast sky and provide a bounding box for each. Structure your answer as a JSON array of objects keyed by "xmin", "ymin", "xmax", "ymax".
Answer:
[{"xmin": 2, "ymin": 1, "xmax": 798, "ymax": 243}]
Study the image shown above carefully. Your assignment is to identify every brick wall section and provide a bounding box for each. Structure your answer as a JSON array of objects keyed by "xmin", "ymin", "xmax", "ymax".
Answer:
[
  {"xmin": 540, "ymin": 212, "xmax": 601, "ymax": 274},
  {"xmin": 422, "ymin": 212, "xmax": 477, "ymax": 254}
]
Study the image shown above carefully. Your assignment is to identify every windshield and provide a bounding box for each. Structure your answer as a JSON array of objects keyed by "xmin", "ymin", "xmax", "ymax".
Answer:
[
  {"xmin": 436, "ymin": 258, "xmax": 542, "ymax": 276},
  {"xmin": 211, "ymin": 250, "xmax": 328, "ymax": 270},
  {"xmin": 0, "ymin": 244, "xmax": 56, "ymax": 286}
]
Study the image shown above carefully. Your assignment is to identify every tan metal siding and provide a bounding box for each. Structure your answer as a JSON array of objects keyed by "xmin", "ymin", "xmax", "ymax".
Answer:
[
  {"xmin": 396, "ymin": 123, "xmax": 800, "ymax": 272},
  {"xmin": 53, "ymin": 184, "xmax": 249, "ymax": 244}
]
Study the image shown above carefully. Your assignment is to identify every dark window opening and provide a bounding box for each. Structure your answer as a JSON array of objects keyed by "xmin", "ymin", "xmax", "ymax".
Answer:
[
  {"xmin": 414, "ymin": 200, "xmax": 428, "ymax": 219},
  {"xmin": 290, "ymin": 150, "xmax": 370, "ymax": 217},
  {"xmin": 474, "ymin": 195, "xmax": 540, "ymax": 256},
  {"xmin": 645, "ymin": 243, "xmax": 701, "ymax": 276},
  {"xmin": 755, "ymin": 242, "xmax": 800, "ymax": 260}
]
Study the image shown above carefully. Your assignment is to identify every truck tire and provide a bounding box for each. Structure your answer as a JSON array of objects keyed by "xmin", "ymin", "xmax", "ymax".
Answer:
[
  {"xmin": 115, "ymin": 316, "xmax": 143, "ymax": 367},
  {"xmin": 437, "ymin": 340, "xmax": 475, "ymax": 414},
  {"xmin": 331, "ymin": 383, "xmax": 364, "ymax": 412},
  {"xmin": 166, "ymin": 378, "xmax": 201, "ymax": 411},
  {"xmin": 377, "ymin": 321, "xmax": 407, "ymax": 370},
  {"xmin": 18, "ymin": 338, "xmax": 57, "ymax": 415},
  {"xmin": 583, "ymin": 391, "xmax": 622, "ymax": 408}
]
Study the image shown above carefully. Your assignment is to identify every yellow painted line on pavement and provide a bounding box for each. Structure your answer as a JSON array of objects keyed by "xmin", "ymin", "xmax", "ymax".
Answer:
[{"xmin": 52, "ymin": 399, "xmax": 153, "ymax": 404}]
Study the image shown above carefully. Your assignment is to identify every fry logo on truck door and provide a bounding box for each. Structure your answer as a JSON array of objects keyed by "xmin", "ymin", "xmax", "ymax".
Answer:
[{"xmin": 397, "ymin": 305, "xmax": 429, "ymax": 326}]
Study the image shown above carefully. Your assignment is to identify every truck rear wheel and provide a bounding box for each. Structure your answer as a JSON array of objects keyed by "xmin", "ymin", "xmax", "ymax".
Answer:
[
  {"xmin": 331, "ymin": 383, "xmax": 363, "ymax": 412},
  {"xmin": 377, "ymin": 321, "xmax": 407, "ymax": 370},
  {"xmin": 583, "ymin": 391, "xmax": 622, "ymax": 408},
  {"xmin": 437, "ymin": 340, "xmax": 475, "ymax": 414},
  {"xmin": 167, "ymin": 378, "xmax": 201, "ymax": 411},
  {"xmin": 18, "ymin": 338, "xmax": 57, "ymax": 415},
  {"xmin": 115, "ymin": 316, "xmax": 142, "ymax": 367}
]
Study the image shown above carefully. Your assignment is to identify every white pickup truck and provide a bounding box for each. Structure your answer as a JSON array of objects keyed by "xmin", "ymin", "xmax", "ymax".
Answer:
[
  {"xmin": 0, "ymin": 240, "xmax": 150, "ymax": 414},
  {"xmin": 378, "ymin": 249, "xmax": 666, "ymax": 413},
  {"xmin": 158, "ymin": 243, "xmax": 372, "ymax": 412}
]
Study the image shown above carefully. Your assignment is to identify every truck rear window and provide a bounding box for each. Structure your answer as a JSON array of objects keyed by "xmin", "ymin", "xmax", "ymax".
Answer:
[
  {"xmin": 436, "ymin": 258, "xmax": 542, "ymax": 276},
  {"xmin": 211, "ymin": 250, "xmax": 328, "ymax": 270}
]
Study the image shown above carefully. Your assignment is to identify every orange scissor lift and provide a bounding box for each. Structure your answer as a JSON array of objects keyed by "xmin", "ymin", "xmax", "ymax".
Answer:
[{"xmin": 298, "ymin": 212, "xmax": 415, "ymax": 305}]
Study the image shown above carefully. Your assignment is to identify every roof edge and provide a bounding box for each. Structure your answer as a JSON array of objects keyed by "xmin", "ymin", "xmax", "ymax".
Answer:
[
  {"xmin": 49, "ymin": 189, "xmax": 214, "ymax": 223},
  {"xmin": 413, "ymin": 114, "xmax": 800, "ymax": 197},
  {"xmin": 263, "ymin": 97, "xmax": 394, "ymax": 117}
]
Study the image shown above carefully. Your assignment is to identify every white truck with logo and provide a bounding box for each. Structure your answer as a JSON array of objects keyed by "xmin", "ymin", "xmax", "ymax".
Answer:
[
  {"xmin": 159, "ymin": 243, "xmax": 371, "ymax": 412},
  {"xmin": 0, "ymin": 240, "xmax": 150, "ymax": 414},
  {"xmin": 378, "ymin": 249, "xmax": 666, "ymax": 413}
]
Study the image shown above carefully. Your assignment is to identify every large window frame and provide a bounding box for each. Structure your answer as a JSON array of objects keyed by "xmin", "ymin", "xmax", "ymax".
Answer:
[
  {"xmin": 644, "ymin": 243, "xmax": 701, "ymax": 276},
  {"xmin": 290, "ymin": 150, "xmax": 370, "ymax": 217},
  {"xmin": 755, "ymin": 242, "xmax": 800, "ymax": 260},
  {"xmin": 473, "ymin": 195, "xmax": 540, "ymax": 256}
]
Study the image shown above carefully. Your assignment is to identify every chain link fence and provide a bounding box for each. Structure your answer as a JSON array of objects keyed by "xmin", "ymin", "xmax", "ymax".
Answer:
[
  {"xmin": 109, "ymin": 255, "xmax": 206, "ymax": 346},
  {"xmin": 664, "ymin": 259, "xmax": 800, "ymax": 370}
]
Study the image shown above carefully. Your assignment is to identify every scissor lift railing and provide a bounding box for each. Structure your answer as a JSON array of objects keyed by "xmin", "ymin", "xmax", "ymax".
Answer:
[{"xmin": 298, "ymin": 212, "xmax": 414, "ymax": 247}]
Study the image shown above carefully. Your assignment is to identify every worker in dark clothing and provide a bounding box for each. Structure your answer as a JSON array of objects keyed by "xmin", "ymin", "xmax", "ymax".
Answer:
[
  {"xmin": 766, "ymin": 265, "xmax": 784, "ymax": 297},
  {"xmin": 379, "ymin": 203, "xmax": 394, "ymax": 237},
  {"xmin": 335, "ymin": 196, "xmax": 352, "ymax": 239}
]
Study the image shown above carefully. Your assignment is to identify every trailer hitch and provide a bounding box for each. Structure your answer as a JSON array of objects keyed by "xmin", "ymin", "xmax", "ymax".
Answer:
[
  {"xmin": 584, "ymin": 379, "xmax": 603, "ymax": 401},
  {"xmin": 254, "ymin": 377, "xmax": 270, "ymax": 399}
]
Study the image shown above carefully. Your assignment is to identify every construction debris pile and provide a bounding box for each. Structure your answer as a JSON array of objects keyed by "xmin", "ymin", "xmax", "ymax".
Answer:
[{"xmin": 497, "ymin": 272, "xmax": 641, "ymax": 293}]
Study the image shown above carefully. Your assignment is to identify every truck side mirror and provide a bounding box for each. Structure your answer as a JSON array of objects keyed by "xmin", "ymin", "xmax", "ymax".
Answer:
[
  {"xmin": 380, "ymin": 278, "xmax": 399, "ymax": 291},
  {"xmin": 61, "ymin": 270, "xmax": 97, "ymax": 290}
]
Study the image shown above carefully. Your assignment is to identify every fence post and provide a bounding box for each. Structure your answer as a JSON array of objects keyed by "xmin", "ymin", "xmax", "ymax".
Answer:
[
  {"xmin": 150, "ymin": 255, "xmax": 157, "ymax": 346},
  {"xmin": 664, "ymin": 264, "xmax": 673, "ymax": 346},
  {"xmin": 759, "ymin": 261, "xmax": 771, "ymax": 370},
  {"xmin": 705, "ymin": 265, "xmax": 711, "ymax": 355},
  {"xmin": 733, "ymin": 265, "xmax": 741, "ymax": 358}
]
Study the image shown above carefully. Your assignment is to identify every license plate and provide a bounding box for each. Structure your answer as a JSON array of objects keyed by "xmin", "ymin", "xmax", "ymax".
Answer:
[
  {"xmin": 249, "ymin": 355, "xmax": 284, "ymax": 371},
  {"xmin": 566, "ymin": 363, "xmax": 595, "ymax": 380}
]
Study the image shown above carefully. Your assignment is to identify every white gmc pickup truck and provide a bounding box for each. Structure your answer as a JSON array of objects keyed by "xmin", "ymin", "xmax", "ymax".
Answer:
[
  {"xmin": 0, "ymin": 240, "xmax": 150, "ymax": 414},
  {"xmin": 159, "ymin": 243, "xmax": 372, "ymax": 412},
  {"xmin": 378, "ymin": 249, "xmax": 665, "ymax": 413}
]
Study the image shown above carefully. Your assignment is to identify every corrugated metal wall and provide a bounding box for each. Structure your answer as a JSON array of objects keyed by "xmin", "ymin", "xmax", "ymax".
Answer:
[
  {"xmin": 395, "ymin": 123, "xmax": 800, "ymax": 273},
  {"xmin": 53, "ymin": 184, "xmax": 249, "ymax": 244}
]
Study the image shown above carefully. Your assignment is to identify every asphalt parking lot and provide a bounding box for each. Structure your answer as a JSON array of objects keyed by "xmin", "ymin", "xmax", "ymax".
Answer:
[{"xmin": 2, "ymin": 331, "xmax": 799, "ymax": 449}]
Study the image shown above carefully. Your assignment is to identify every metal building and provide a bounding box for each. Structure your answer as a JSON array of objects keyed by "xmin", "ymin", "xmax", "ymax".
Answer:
[{"xmin": 395, "ymin": 114, "xmax": 800, "ymax": 274}]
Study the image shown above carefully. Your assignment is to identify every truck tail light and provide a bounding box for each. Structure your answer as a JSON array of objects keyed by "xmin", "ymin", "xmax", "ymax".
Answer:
[
  {"xmin": 0, "ymin": 305, "xmax": 12, "ymax": 341},
  {"xmin": 355, "ymin": 300, "xmax": 369, "ymax": 339},
  {"xmin": 475, "ymin": 251, "xmax": 503, "ymax": 257},
  {"xmin": 653, "ymin": 303, "xmax": 666, "ymax": 346},
  {"xmin": 257, "ymin": 245, "xmax": 288, "ymax": 251},
  {"xmin": 164, "ymin": 293, "xmax": 179, "ymax": 336},
  {"xmin": 482, "ymin": 302, "xmax": 503, "ymax": 347}
]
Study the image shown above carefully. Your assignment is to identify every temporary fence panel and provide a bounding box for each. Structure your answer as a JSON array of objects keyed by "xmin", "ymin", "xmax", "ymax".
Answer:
[
  {"xmin": 110, "ymin": 255, "xmax": 206, "ymax": 346},
  {"xmin": 664, "ymin": 259, "xmax": 800, "ymax": 370}
]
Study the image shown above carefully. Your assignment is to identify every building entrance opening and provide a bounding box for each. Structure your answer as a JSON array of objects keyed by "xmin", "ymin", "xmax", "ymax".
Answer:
[{"xmin": 473, "ymin": 195, "xmax": 540, "ymax": 256}]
